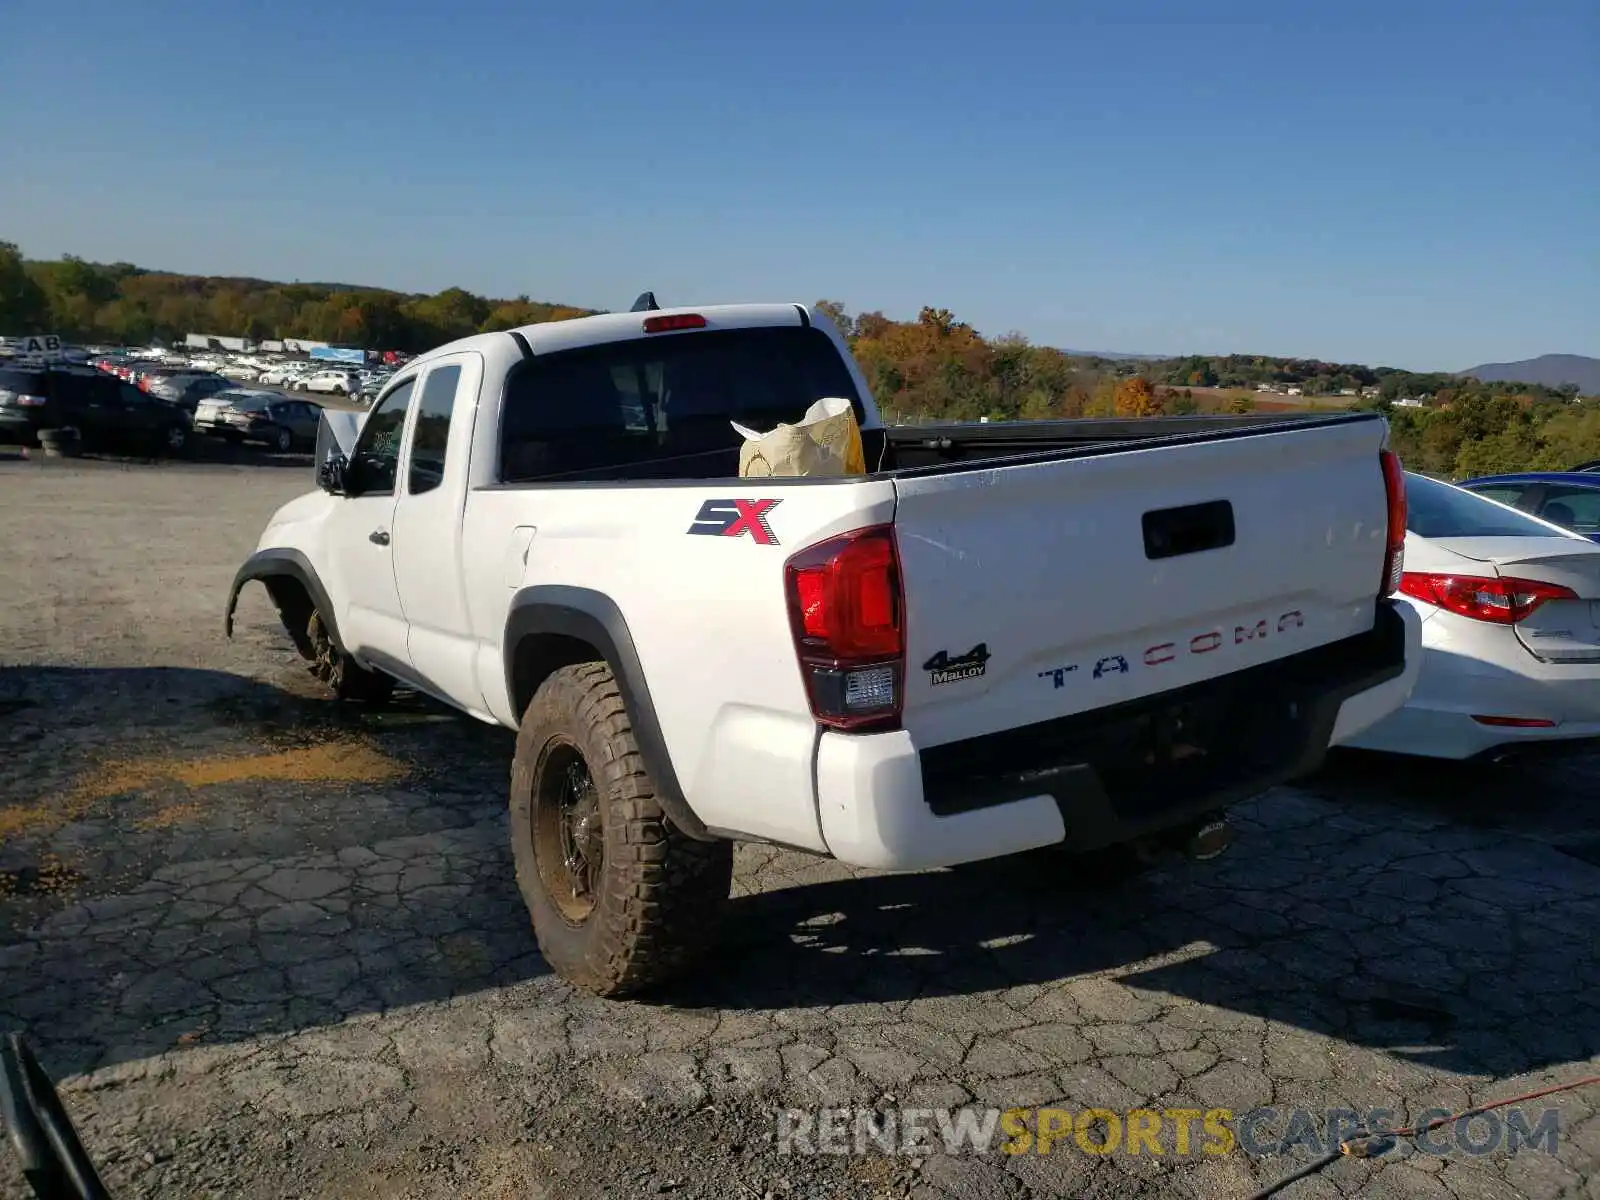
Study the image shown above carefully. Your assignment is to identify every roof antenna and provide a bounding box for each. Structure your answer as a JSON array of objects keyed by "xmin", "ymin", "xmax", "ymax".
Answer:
[{"xmin": 630, "ymin": 292, "xmax": 661, "ymax": 312}]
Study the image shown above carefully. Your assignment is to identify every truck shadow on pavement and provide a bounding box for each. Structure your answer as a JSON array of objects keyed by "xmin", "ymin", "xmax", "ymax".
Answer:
[
  {"xmin": 1312, "ymin": 745, "xmax": 1600, "ymax": 856},
  {"xmin": 691, "ymin": 791, "xmax": 1599, "ymax": 1080},
  {"xmin": 0, "ymin": 665, "xmax": 543, "ymax": 1080},
  {"xmin": 3, "ymin": 666, "xmax": 1595, "ymax": 1094}
]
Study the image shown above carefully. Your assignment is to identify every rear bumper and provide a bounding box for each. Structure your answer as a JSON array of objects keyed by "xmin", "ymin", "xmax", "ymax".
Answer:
[
  {"xmin": 1337, "ymin": 605, "xmax": 1600, "ymax": 760},
  {"xmin": 0, "ymin": 411, "xmax": 48, "ymax": 443},
  {"xmin": 816, "ymin": 600, "xmax": 1418, "ymax": 871},
  {"xmin": 197, "ymin": 418, "xmax": 260, "ymax": 437},
  {"xmin": 1473, "ymin": 732, "xmax": 1600, "ymax": 764}
]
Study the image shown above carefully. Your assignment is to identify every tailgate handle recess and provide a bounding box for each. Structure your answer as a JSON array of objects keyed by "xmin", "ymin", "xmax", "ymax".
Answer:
[{"xmin": 1143, "ymin": 499, "xmax": 1235, "ymax": 560}]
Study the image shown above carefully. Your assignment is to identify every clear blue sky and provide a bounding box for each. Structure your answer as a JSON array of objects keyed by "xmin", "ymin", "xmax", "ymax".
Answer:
[{"xmin": 2, "ymin": 0, "xmax": 1594, "ymax": 369}]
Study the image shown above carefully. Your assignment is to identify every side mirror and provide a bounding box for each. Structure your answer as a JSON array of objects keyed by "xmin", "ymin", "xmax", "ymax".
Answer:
[
  {"xmin": 318, "ymin": 452, "xmax": 351, "ymax": 496},
  {"xmin": 0, "ymin": 1033, "xmax": 112, "ymax": 1199}
]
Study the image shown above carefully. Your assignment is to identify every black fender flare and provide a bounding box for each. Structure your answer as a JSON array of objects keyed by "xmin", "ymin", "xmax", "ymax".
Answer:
[
  {"xmin": 504, "ymin": 586, "xmax": 712, "ymax": 841},
  {"xmin": 225, "ymin": 547, "xmax": 342, "ymax": 656}
]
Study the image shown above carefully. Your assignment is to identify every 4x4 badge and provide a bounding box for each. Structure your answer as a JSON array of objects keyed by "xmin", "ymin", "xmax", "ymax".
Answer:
[{"xmin": 924, "ymin": 643, "xmax": 990, "ymax": 686}]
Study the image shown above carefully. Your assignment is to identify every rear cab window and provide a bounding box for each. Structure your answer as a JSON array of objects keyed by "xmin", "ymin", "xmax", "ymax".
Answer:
[
  {"xmin": 498, "ymin": 326, "xmax": 862, "ymax": 482},
  {"xmin": 1406, "ymin": 474, "xmax": 1571, "ymax": 539}
]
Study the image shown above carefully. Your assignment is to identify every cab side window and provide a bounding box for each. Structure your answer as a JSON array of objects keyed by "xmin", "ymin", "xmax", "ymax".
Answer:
[
  {"xmin": 350, "ymin": 379, "xmax": 416, "ymax": 497},
  {"xmin": 408, "ymin": 365, "xmax": 462, "ymax": 495}
]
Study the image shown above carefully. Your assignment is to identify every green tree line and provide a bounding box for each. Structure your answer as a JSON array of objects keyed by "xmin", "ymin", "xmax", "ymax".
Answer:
[
  {"xmin": 4, "ymin": 244, "xmax": 1595, "ymax": 474},
  {"xmin": 0, "ymin": 242, "xmax": 595, "ymax": 352}
]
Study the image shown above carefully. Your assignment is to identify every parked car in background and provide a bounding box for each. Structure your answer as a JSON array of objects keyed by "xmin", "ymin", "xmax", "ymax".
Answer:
[
  {"xmin": 1339, "ymin": 472, "xmax": 1600, "ymax": 761},
  {"xmin": 299, "ymin": 369, "xmax": 359, "ymax": 396},
  {"xmin": 194, "ymin": 391, "xmax": 321, "ymax": 451},
  {"xmin": 257, "ymin": 364, "xmax": 303, "ymax": 387},
  {"xmin": 1457, "ymin": 472, "xmax": 1600, "ymax": 542},
  {"xmin": 0, "ymin": 364, "xmax": 191, "ymax": 454},
  {"xmin": 357, "ymin": 370, "xmax": 393, "ymax": 401},
  {"xmin": 143, "ymin": 371, "xmax": 233, "ymax": 410}
]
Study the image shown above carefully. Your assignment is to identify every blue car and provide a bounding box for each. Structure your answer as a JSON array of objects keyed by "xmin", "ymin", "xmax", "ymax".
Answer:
[{"xmin": 1456, "ymin": 471, "xmax": 1600, "ymax": 542}]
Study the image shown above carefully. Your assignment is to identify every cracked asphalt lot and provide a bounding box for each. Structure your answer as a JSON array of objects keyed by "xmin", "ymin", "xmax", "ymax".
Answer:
[{"xmin": 1, "ymin": 457, "xmax": 1597, "ymax": 1199}]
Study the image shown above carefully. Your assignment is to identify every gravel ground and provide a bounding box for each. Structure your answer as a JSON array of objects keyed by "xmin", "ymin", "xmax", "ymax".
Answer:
[{"xmin": 1, "ymin": 455, "xmax": 1597, "ymax": 1200}]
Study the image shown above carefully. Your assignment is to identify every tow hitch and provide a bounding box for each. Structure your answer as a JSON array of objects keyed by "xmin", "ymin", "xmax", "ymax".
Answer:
[{"xmin": 1130, "ymin": 813, "xmax": 1234, "ymax": 865}]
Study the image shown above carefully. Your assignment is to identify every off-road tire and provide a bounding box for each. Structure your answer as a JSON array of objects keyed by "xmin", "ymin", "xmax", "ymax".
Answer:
[
  {"xmin": 510, "ymin": 662, "xmax": 733, "ymax": 997},
  {"xmin": 306, "ymin": 610, "xmax": 395, "ymax": 703}
]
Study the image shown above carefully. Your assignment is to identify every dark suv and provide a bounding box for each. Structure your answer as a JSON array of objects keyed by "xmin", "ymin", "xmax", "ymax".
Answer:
[{"xmin": 0, "ymin": 365, "xmax": 192, "ymax": 454}]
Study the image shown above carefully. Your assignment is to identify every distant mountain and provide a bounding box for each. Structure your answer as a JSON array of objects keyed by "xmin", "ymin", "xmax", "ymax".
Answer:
[
  {"xmin": 1460, "ymin": 354, "xmax": 1600, "ymax": 394},
  {"xmin": 1062, "ymin": 349, "xmax": 1170, "ymax": 361}
]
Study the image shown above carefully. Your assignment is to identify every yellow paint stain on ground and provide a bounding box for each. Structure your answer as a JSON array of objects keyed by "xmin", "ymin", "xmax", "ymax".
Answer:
[
  {"xmin": 93, "ymin": 741, "xmax": 407, "ymax": 794},
  {"xmin": 133, "ymin": 801, "xmax": 206, "ymax": 831},
  {"xmin": 0, "ymin": 738, "xmax": 407, "ymax": 845}
]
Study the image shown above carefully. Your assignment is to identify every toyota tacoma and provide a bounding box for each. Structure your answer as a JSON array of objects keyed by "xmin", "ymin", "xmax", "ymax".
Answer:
[{"xmin": 226, "ymin": 299, "xmax": 1420, "ymax": 996}]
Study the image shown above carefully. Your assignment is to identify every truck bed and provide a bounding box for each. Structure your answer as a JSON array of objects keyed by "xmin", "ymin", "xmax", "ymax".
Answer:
[
  {"xmin": 490, "ymin": 411, "xmax": 1378, "ymax": 484},
  {"xmin": 879, "ymin": 412, "xmax": 1367, "ymax": 473}
]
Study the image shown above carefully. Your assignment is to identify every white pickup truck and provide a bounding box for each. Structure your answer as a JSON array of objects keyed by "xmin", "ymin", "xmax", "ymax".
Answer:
[{"xmin": 227, "ymin": 300, "xmax": 1420, "ymax": 996}]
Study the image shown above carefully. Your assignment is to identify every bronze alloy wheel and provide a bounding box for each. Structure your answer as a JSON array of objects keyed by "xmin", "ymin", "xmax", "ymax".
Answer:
[{"xmin": 532, "ymin": 740, "xmax": 603, "ymax": 924}]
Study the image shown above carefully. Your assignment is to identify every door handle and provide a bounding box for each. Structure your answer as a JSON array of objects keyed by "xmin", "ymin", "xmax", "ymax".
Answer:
[{"xmin": 369, "ymin": 530, "xmax": 390, "ymax": 546}]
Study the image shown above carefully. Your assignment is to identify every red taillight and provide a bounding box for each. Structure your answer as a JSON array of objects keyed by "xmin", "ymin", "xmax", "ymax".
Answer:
[
  {"xmin": 1380, "ymin": 449, "xmax": 1406, "ymax": 595},
  {"xmin": 1399, "ymin": 572, "xmax": 1577, "ymax": 625},
  {"xmin": 785, "ymin": 525, "xmax": 905, "ymax": 732},
  {"xmin": 642, "ymin": 313, "xmax": 706, "ymax": 334},
  {"xmin": 1471, "ymin": 715, "xmax": 1557, "ymax": 728}
]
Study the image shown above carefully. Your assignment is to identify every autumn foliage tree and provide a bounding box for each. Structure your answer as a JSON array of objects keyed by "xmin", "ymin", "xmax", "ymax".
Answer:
[{"xmin": 1113, "ymin": 377, "xmax": 1163, "ymax": 418}]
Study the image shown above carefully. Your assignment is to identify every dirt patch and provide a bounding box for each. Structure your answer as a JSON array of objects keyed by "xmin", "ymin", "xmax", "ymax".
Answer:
[
  {"xmin": 0, "ymin": 854, "xmax": 87, "ymax": 898},
  {"xmin": 0, "ymin": 738, "xmax": 408, "ymax": 844}
]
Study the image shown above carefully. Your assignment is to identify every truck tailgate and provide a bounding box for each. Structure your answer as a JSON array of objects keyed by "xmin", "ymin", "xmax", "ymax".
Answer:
[{"xmin": 892, "ymin": 416, "xmax": 1392, "ymax": 748}]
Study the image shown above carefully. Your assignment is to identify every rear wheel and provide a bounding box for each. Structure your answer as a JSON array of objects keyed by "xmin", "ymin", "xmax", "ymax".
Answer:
[
  {"xmin": 159, "ymin": 424, "xmax": 187, "ymax": 456},
  {"xmin": 510, "ymin": 663, "xmax": 732, "ymax": 996},
  {"xmin": 273, "ymin": 426, "xmax": 293, "ymax": 452},
  {"xmin": 306, "ymin": 610, "xmax": 394, "ymax": 703}
]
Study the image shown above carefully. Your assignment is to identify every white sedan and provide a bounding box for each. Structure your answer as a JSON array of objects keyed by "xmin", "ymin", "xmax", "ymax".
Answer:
[{"xmin": 1339, "ymin": 472, "xmax": 1600, "ymax": 760}]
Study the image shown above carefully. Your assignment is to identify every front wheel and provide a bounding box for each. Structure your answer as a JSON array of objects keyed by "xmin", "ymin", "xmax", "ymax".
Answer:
[
  {"xmin": 306, "ymin": 610, "xmax": 395, "ymax": 703},
  {"xmin": 160, "ymin": 424, "xmax": 188, "ymax": 455},
  {"xmin": 510, "ymin": 663, "xmax": 732, "ymax": 997},
  {"xmin": 273, "ymin": 426, "xmax": 293, "ymax": 452}
]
